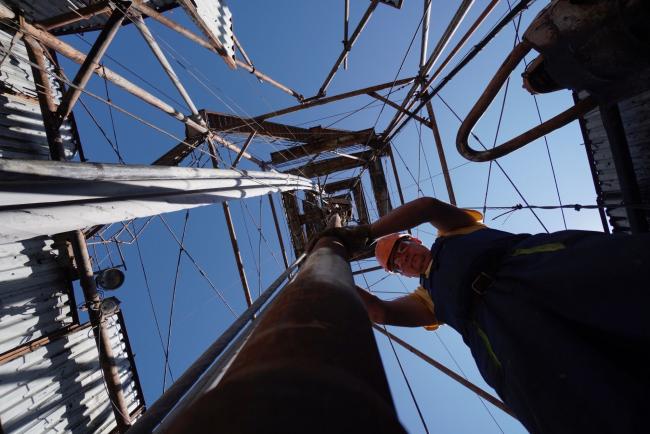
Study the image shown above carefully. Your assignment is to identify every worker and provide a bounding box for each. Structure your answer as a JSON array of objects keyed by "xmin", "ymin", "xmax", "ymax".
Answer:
[{"xmin": 312, "ymin": 196, "xmax": 650, "ymax": 434}]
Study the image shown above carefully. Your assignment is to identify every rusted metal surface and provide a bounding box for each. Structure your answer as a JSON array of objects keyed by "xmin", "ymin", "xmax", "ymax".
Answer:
[
  {"xmin": 55, "ymin": 3, "xmax": 129, "ymax": 124},
  {"xmin": 70, "ymin": 230, "xmax": 132, "ymax": 432},
  {"xmin": 324, "ymin": 178, "xmax": 357, "ymax": 193},
  {"xmin": 127, "ymin": 255, "xmax": 306, "ymax": 434},
  {"xmin": 283, "ymin": 149, "xmax": 374, "ymax": 178},
  {"xmin": 232, "ymin": 132, "xmax": 256, "ymax": 168},
  {"xmin": 352, "ymin": 182, "xmax": 370, "ymax": 224},
  {"xmin": 425, "ymin": 101, "xmax": 456, "ymax": 204},
  {"xmin": 3, "ymin": 15, "xmax": 207, "ymax": 133},
  {"xmin": 152, "ymin": 134, "xmax": 206, "ymax": 166},
  {"xmin": 373, "ymin": 325, "xmax": 515, "ymax": 418},
  {"xmin": 164, "ymin": 233, "xmax": 405, "ymax": 434},
  {"xmin": 270, "ymin": 128, "xmax": 376, "ymax": 164},
  {"xmin": 368, "ymin": 91, "xmax": 429, "ymax": 125},
  {"xmin": 522, "ymin": 0, "xmax": 650, "ymax": 101},
  {"xmin": 256, "ymin": 76, "xmax": 416, "ymax": 121},
  {"xmin": 23, "ymin": 35, "xmax": 66, "ymax": 160},
  {"xmin": 368, "ymin": 156, "xmax": 392, "ymax": 216},
  {"xmin": 317, "ymin": 0, "xmax": 379, "ymax": 97},
  {"xmin": 0, "ymin": 323, "xmax": 88, "ymax": 365},
  {"xmin": 456, "ymin": 41, "xmax": 598, "ymax": 162},
  {"xmin": 36, "ymin": 1, "xmax": 112, "ymax": 31}
]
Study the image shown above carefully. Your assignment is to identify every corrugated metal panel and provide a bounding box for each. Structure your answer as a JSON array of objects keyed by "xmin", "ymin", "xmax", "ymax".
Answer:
[
  {"xmin": 0, "ymin": 26, "xmax": 77, "ymax": 160},
  {"xmin": 580, "ymin": 89, "xmax": 650, "ymax": 232},
  {"xmin": 0, "ymin": 237, "xmax": 74, "ymax": 354},
  {"xmin": 3, "ymin": 0, "xmax": 178, "ymax": 35},
  {"xmin": 0, "ymin": 314, "xmax": 143, "ymax": 434}
]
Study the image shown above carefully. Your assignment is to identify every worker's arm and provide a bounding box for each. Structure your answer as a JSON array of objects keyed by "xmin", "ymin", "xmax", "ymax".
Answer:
[
  {"xmin": 355, "ymin": 286, "xmax": 438, "ymax": 327},
  {"xmin": 370, "ymin": 197, "xmax": 476, "ymax": 238}
]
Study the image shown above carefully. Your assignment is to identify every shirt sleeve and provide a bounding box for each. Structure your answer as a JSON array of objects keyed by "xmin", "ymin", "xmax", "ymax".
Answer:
[
  {"xmin": 437, "ymin": 208, "xmax": 487, "ymax": 238},
  {"xmin": 409, "ymin": 286, "xmax": 440, "ymax": 331}
]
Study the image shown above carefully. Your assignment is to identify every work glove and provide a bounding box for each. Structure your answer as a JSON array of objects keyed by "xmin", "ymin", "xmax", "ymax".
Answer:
[{"xmin": 307, "ymin": 224, "xmax": 373, "ymax": 254}]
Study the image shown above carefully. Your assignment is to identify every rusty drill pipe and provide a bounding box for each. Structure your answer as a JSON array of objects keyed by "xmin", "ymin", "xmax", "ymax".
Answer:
[{"xmin": 167, "ymin": 235, "xmax": 406, "ymax": 434}]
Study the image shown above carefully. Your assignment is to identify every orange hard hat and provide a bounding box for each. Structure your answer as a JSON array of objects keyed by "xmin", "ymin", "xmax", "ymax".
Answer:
[{"xmin": 375, "ymin": 233, "xmax": 422, "ymax": 272}]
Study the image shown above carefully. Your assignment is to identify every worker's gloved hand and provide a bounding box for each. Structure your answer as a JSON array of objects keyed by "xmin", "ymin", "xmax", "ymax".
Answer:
[{"xmin": 307, "ymin": 224, "xmax": 373, "ymax": 253}]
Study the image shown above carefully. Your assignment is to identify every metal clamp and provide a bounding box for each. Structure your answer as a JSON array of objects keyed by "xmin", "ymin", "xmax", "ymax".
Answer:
[{"xmin": 456, "ymin": 40, "xmax": 598, "ymax": 162}]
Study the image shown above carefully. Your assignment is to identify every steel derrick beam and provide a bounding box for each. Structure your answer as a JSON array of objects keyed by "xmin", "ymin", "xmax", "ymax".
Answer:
[
  {"xmin": 36, "ymin": 1, "xmax": 112, "ymax": 31},
  {"xmin": 55, "ymin": 2, "xmax": 130, "ymax": 125},
  {"xmin": 255, "ymin": 76, "xmax": 416, "ymax": 121},
  {"xmin": 0, "ymin": 159, "xmax": 313, "ymax": 244},
  {"xmin": 270, "ymin": 128, "xmax": 377, "ymax": 164},
  {"xmin": 132, "ymin": 14, "xmax": 200, "ymax": 116},
  {"xmin": 161, "ymin": 230, "xmax": 405, "ymax": 434},
  {"xmin": 283, "ymin": 150, "xmax": 375, "ymax": 178},
  {"xmin": 1, "ymin": 13, "xmax": 207, "ymax": 134},
  {"xmin": 131, "ymin": 2, "xmax": 303, "ymax": 101},
  {"xmin": 382, "ymin": 0, "xmax": 474, "ymax": 137},
  {"xmin": 373, "ymin": 325, "xmax": 514, "ymax": 417},
  {"xmin": 205, "ymin": 138, "xmax": 254, "ymax": 308},
  {"xmin": 317, "ymin": 0, "xmax": 379, "ymax": 97}
]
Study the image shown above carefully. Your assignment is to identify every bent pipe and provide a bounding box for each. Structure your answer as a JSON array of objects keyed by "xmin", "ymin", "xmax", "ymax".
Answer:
[{"xmin": 456, "ymin": 40, "xmax": 598, "ymax": 162}]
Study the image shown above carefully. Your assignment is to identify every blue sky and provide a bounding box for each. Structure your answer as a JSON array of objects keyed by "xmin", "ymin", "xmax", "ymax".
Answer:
[{"xmin": 63, "ymin": 1, "xmax": 604, "ymax": 432}]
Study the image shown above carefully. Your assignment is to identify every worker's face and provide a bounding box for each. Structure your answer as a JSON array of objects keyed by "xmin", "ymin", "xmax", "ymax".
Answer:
[{"xmin": 391, "ymin": 239, "xmax": 432, "ymax": 277}]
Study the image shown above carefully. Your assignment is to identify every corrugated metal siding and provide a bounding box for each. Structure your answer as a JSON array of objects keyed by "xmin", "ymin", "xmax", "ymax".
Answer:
[
  {"xmin": 4, "ymin": 0, "xmax": 179, "ymax": 35},
  {"xmin": 580, "ymin": 89, "xmax": 650, "ymax": 232},
  {"xmin": 0, "ymin": 315, "xmax": 143, "ymax": 434},
  {"xmin": 0, "ymin": 237, "xmax": 74, "ymax": 354},
  {"xmin": 0, "ymin": 26, "xmax": 77, "ymax": 160}
]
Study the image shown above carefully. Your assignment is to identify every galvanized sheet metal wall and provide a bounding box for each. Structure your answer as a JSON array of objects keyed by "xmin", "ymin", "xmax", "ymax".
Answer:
[
  {"xmin": 580, "ymin": 89, "xmax": 650, "ymax": 232},
  {"xmin": 0, "ymin": 237, "xmax": 74, "ymax": 354},
  {"xmin": 3, "ymin": 0, "xmax": 178, "ymax": 35},
  {"xmin": 0, "ymin": 315, "xmax": 143, "ymax": 433},
  {"xmin": 0, "ymin": 26, "xmax": 77, "ymax": 159}
]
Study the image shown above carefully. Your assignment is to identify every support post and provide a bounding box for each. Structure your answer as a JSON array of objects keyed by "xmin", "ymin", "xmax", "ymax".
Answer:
[
  {"xmin": 318, "ymin": 0, "xmax": 379, "ymax": 97},
  {"xmin": 232, "ymin": 132, "xmax": 256, "ymax": 168},
  {"xmin": 207, "ymin": 138, "xmax": 253, "ymax": 307},
  {"xmin": 164, "ymin": 231, "xmax": 405, "ymax": 434},
  {"xmin": 132, "ymin": 14, "xmax": 199, "ymax": 116},
  {"xmin": 267, "ymin": 193, "xmax": 290, "ymax": 269},
  {"xmin": 55, "ymin": 2, "xmax": 130, "ymax": 125},
  {"xmin": 373, "ymin": 325, "xmax": 514, "ymax": 418},
  {"xmin": 23, "ymin": 35, "xmax": 66, "ymax": 160},
  {"xmin": 425, "ymin": 101, "xmax": 456, "ymax": 205},
  {"xmin": 368, "ymin": 156, "xmax": 392, "ymax": 217},
  {"xmin": 3, "ymin": 13, "xmax": 207, "ymax": 133},
  {"xmin": 70, "ymin": 230, "xmax": 132, "ymax": 432}
]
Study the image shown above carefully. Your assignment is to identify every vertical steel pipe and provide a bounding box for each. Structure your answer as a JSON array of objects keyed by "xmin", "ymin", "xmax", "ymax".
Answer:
[
  {"xmin": 164, "ymin": 235, "xmax": 405, "ymax": 433},
  {"xmin": 343, "ymin": 0, "xmax": 350, "ymax": 70},
  {"xmin": 126, "ymin": 255, "xmax": 306, "ymax": 434},
  {"xmin": 70, "ymin": 230, "xmax": 132, "ymax": 432}
]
